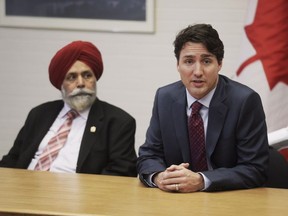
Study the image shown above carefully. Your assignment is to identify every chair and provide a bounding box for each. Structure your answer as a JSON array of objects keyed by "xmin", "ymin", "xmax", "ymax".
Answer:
[
  {"xmin": 268, "ymin": 127, "xmax": 288, "ymax": 161},
  {"xmin": 265, "ymin": 147, "xmax": 288, "ymax": 189},
  {"xmin": 270, "ymin": 139, "xmax": 288, "ymax": 162},
  {"xmin": 279, "ymin": 149, "xmax": 288, "ymax": 161}
]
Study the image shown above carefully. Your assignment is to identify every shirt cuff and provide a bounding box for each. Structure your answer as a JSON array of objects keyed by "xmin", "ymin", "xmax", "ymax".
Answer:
[
  {"xmin": 198, "ymin": 172, "xmax": 211, "ymax": 190},
  {"xmin": 143, "ymin": 173, "xmax": 158, "ymax": 187}
]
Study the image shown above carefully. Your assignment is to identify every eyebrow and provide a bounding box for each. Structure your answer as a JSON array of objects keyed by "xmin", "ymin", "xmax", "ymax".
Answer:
[
  {"xmin": 183, "ymin": 54, "xmax": 215, "ymax": 59},
  {"xmin": 66, "ymin": 70, "xmax": 93, "ymax": 75}
]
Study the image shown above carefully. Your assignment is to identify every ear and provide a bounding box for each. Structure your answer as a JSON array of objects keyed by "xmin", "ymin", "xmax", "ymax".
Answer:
[
  {"xmin": 177, "ymin": 61, "xmax": 180, "ymax": 72},
  {"xmin": 218, "ymin": 61, "xmax": 223, "ymax": 71}
]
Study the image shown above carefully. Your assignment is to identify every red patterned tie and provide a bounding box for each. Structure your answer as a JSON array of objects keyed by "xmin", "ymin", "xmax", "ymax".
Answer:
[
  {"xmin": 35, "ymin": 110, "xmax": 78, "ymax": 171},
  {"xmin": 188, "ymin": 101, "xmax": 208, "ymax": 172}
]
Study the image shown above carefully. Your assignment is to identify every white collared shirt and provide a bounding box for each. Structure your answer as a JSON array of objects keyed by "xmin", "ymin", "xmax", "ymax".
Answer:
[{"xmin": 28, "ymin": 104, "xmax": 90, "ymax": 173}]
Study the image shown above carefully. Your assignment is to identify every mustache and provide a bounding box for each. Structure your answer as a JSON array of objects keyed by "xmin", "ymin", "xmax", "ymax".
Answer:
[{"xmin": 68, "ymin": 88, "xmax": 95, "ymax": 97}]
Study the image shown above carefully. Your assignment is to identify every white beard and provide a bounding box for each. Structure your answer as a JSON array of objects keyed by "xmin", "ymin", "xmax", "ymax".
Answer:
[{"xmin": 61, "ymin": 87, "xmax": 97, "ymax": 112}]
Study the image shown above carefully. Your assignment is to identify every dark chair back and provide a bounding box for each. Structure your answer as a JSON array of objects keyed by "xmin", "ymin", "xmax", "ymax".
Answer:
[
  {"xmin": 270, "ymin": 139, "xmax": 288, "ymax": 161},
  {"xmin": 265, "ymin": 147, "xmax": 288, "ymax": 189}
]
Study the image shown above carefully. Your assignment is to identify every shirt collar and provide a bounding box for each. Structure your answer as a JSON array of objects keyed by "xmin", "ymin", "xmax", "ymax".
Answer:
[
  {"xmin": 186, "ymin": 86, "xmax": 216, "ymax": 109},
  {"xmin": 60, "ymin": 103, "xmax": 91, "ymax": 120}
]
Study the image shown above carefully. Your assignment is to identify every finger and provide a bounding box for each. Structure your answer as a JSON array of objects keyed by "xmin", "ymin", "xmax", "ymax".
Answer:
[
  {"xmin": 166, "ymin": 164, "xmax": 187, "ymax": 172},
  {"xmin": 167, "ymin": 183, "xmax": 180, "ymax": 192},
  {"xmin": 157, "ymin": 180, "xmax": 178, "ymax": 192},
  {"xmin": 161, "ymin": 174, "xmax": 184, "ymax": 186},
  {"xmin": 179, "ymin": 163, "xmax": 190, "ymax": 168},
  {"xmin": 162, "ymin": 170, "xmax": 182, "ymax": 180},
  {"xmin": 166, "ymin": 164, "xmax": 179, "ymax": 171},
  {"xmin": 175, "ymin": 183, "xmax": 180, "ymax": 192}
]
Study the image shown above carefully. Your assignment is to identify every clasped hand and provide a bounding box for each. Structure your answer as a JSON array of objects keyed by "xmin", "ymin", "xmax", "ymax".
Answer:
[{"xmin": 153, "ymin": 163, "xmax": 204, "ymax": 193}]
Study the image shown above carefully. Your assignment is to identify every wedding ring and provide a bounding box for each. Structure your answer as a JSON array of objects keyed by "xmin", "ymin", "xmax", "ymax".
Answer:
[{"xmin": 175, "ymin": 184, "xmax": 179, "ymax": 191}]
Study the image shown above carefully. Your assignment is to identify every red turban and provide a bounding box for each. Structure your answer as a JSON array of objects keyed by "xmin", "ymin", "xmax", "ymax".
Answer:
[{"xmin": 49, "ymin": 41, "xmax": 103, "ymax": 90}]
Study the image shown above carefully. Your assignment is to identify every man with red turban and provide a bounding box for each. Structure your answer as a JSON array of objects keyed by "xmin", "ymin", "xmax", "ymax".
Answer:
[{"xmin": 0, "ymin": 41, "xmax": 137, "ymax": 177}]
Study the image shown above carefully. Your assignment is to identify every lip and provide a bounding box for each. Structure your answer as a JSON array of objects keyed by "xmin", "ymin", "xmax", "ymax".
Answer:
[
  {"xmin": 72, "ymin": 93, "xmax": 92, "ymax": 97},
  {"xmin": 191, "ymin": 80, "xmax": 204, "ymax": 87}
]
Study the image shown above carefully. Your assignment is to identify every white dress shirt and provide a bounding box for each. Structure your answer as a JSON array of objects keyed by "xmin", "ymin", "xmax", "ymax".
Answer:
[{"xmin": 28, "ymin": 104, "xmax": 90, "ymax": 173}]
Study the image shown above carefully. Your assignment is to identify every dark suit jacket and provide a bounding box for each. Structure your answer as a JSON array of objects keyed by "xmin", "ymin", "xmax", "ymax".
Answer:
[
  {"xmin": 0, "ymin": 98, "xmax": 137, "ymax": 177},
  {"xmin": 137, "ymin": 75, "xmax": 269, "ymax": 191}
]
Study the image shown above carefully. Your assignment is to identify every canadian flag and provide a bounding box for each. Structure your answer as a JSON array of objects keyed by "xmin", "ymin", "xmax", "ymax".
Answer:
[{"xmin": 233, "ymin": 0, "xmax": 288, "ymax": 133}]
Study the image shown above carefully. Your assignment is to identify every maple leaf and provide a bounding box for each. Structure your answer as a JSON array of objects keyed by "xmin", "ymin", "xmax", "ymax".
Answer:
[{"xmin": 236, "ymin": 0, "xmax": 288, "ymax": 90}]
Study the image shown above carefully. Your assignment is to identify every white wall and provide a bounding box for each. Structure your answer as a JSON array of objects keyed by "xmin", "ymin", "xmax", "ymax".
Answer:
[{"xmin": 0, "ymin": 0, "xmax": 249, "ymax": 156}]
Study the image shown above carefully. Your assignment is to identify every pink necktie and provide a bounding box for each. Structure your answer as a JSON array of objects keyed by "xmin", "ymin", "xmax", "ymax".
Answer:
[
  {"xmin": 35, "ymin": 110, "xmax": 78, "ymax": 171},
  {"xmin": 188, "ymin": 101, "xmax": 208, "ymax": 172}
]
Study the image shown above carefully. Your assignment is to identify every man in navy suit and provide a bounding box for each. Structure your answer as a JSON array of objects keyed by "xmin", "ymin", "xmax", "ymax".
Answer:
[
  {"xmin": 137, "ymin": 24, "xmax": 269, "ymax": 192},
  {"xmin": 0, "ymin": 41, "xmax": 137, "ymax": 177}
]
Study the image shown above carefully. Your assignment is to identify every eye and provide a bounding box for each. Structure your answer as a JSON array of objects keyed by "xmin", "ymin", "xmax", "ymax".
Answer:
[
  {"xmin": 203, "ymin": 58, "xmax": 212, "ymax": 65},
  {"xmin": 184, "ymin": 59, "xmax": 194, "ymax": 65},
  {"xmin": 65, "ymin": 73, "xmax": 77, "ymax": 81},
  {"xmin": 82, "ymin": 71, "xmax": 94, "ymax": 79}
]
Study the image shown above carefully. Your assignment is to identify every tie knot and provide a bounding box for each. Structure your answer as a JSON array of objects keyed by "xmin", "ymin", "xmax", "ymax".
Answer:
[
  {"xmin": 191, "ymin": 101, "xmax": 202, "ymax": 114},
  {"xmin": 66, "ymin": 110, "xmax": 79, "ymax": 119}
]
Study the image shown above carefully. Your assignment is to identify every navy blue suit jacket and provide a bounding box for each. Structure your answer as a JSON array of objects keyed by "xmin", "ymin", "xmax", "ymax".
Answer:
[
  {"xmin": 137, "ymin": 75, "xmax": 269, "ymax": 191},
  {"xmin": 0, "ymin": 98, "xmax": 137, "ymax": 177}
]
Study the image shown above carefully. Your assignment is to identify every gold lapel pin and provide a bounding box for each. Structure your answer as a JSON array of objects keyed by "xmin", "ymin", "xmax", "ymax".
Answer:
[{"xmin": 90, "ymin": 126, "xmax": 96, "ymax": 133}]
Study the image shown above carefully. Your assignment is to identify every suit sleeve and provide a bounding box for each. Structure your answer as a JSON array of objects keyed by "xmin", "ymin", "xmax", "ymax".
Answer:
[
  {"xmin": 0, "ymin": 127, "xmax": 25, "ymax": 168},
  {"xmin": 0, "ymin": 101, "xmax": 63, "ymax": 169},
  {"xmin": 203, "ymin": 91, "xmax": 269, "ymax": 191},
  {"xmin": 0, "ymin": 108, "xmax": 40, "ymax": 169},
  {"xmin": 101, "ymin": 115, "xmax": 138, "ymax": 177},
  {"xmin": 137, "ymin": 89, "xmax": 167, "ymax": 186}
]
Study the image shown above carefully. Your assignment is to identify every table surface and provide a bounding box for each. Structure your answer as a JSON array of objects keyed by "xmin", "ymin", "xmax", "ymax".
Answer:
[{"xmin": 0, "ymin": 167, "xmax": 287, "ymax": 216}]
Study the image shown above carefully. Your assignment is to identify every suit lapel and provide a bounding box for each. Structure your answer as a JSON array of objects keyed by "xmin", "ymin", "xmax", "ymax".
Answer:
[
  {"xmin": 77, "ymin": 99, "xmax": 103, "ymax": 170},
  {"xmin": 171, "ymin": 84, "xmax": 191, "ymax": 163},
  {"xmin": 206, "ymin": 77, "xmax": 228, "ymax": 158},
  {"xmin": 31, "ymin": 101, "xmax": 64, "ymax": 149}
]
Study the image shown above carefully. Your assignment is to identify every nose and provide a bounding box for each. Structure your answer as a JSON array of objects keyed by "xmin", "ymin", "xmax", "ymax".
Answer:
[
  {"xmin": 193, "ymin": 62, "xmax": 203, "ymax": 76},
  {"xmin": 76, "ymin": 76, "xmax": 85, "ymax": 88}
]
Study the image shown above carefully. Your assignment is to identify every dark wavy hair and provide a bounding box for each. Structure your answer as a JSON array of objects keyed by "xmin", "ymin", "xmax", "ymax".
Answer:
[{"xmin": 173, "ymin": 24, "xmax": 224, "ymax": 64}]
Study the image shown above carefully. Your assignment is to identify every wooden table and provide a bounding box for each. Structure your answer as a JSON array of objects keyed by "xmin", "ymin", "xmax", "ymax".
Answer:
[{"xmin": 0, "ymin": 167, "xmax": 287, "ymax": 216}]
